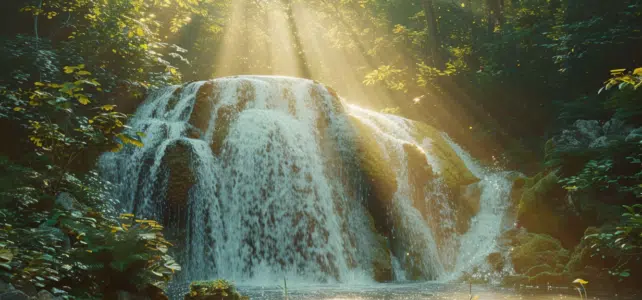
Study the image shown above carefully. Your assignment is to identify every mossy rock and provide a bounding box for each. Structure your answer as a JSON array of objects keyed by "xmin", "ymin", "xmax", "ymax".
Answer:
[
  {"xmin": 517, "ymin": 171, "xmax": 560, "ymax": 219},
  {"xmin": 525, "ymin": 264, "xmax": 553, "ymax": 276},
  {"xmin": 528, "ymin": 271, "xmax": 571, "ymax": 286},
  {"xmin": 501, "ymin": 275, "xmax": 529, "ymax": 286},
  {"xmin": 409, "ymin": 121, "xmax": 478, "ymax": 190},
  {"xmin": 510, "ymin": 232, "xmax": 570, "ymax": 274},
  {"xmin": 516, "ymin": 171, "xmax": 583, "ymax": 245},
  {"xmin": 184, "ymin": 280, "xmax": 248, "ymax": 300},
  {"xmin": 565, "ymin": 227, "xmax": 614, "ymax": 277},
  {"xmin": 161, "ymin": 140, "xmax": 196, "ymax": 228},
  {"xmin": 348, "ymin": 115, "xmax": 398, "ymax": 234}
]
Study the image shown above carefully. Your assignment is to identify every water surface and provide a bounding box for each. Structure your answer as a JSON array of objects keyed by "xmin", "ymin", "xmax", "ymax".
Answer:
[{"xmin": 238, "ymin": 282, "xmax": 639, "ymax": 300}]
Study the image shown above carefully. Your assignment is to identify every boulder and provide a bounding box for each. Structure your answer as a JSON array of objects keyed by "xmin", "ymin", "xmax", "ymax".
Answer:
[
  {"xmin": 410, "ymin": 121, "xmax": 478, "ymax": 190},
  {"xmin": 509, "ymin": 231, "xmax": 570, "ymax": 274},
  {"xmin": 160, "ymin": 140, "xmax": 197, "ymax": 228},
  {"xmin": 403, "ymin": 143, "xmax": 434, "ymax": 214},
  {"xmin": 188, "ymin": 82, "xmax": 218, "ymax": 134},
  {"xmin": 515, "ymin": 171, "xmax": 584, "ymax": 247},
  {"xmin": 184, "ymin": 280, "xmax": 248, "ymax": 300},
  {"xmin": 348, "ymin": 115, "xmax": 398, "ymax": 235}
]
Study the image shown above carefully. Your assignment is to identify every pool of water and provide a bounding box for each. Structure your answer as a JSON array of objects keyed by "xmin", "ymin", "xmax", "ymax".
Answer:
[{"xmin": 237, "ymin": 282, "xmax": 640, "ymax": 300}]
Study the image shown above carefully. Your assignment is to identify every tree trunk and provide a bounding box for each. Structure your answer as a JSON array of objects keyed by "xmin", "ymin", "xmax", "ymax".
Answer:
[
  {"xmin": 486, "ymin": 0, "xmax": 504, "ymax": 35},
  {"xmin": 281, "ymin": 0, "xmax": 312, "ymax": 79},
  {"xmin": 422, "ymin": 0, "xmax": 442, "ymax": 67},
  {"xmin": 467, "ymin": 0, "xmax": 480, "ymax": 70}
]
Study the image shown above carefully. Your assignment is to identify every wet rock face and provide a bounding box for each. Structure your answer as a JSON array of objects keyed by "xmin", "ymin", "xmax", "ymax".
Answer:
[
  {"xmin": 349, "ymin": 116, "xmax": 398, "ymax": 236},
  {"xmin": 188, "ymin": 81, "xmax": 217, "ymax": 135},
  {"xmin": 371, "ymin": 233, "xmax": 392, "ymax": 282},
  {"xmin": 160, "ymin": 140, "xmax": 196, "ymax": 229},
  {"xmin": 211, "ymin": 81, "xmax": 255, "ymax": 155},
  {"xmin": 404, "ymin": 143, "xmax": 434, "ymax": 214},
  {"xmin": 500, "ymin": 229, "xmax": 573, "ymax": 286}
]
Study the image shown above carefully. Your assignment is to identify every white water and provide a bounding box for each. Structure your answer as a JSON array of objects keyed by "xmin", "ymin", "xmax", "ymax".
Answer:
[{"xmin": 99, "ymin": 76, "xmax": 515, "ymax": 287}]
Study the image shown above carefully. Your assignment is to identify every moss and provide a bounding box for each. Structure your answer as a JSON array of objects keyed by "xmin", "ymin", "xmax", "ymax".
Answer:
[
  {"xmin": 516, "ymin": 171, "xmax": 569, "ymax": 239},
  {"xmin": 185, "ymin": 280, "xmax": 248, "ymax": 300},
  {"xmin": 565, "ymin": 227, "xmax": 611, "ymax": 275},
  {"xmin": 528, "ymin": 271, "xmax": 571, "ymax": 286},
  {"xmin": 409, "ymin": 121, "xmax": 478, "ymax": 190},
  {"xmin": 510, "ymin": 232, "xmax": 569, "ymax": 274},
  {"xmin": 525, "ymin": 264, "xmax": 553, "ymax": 276},
  {"xmin": 501, "ymin": 275, "xmax": 529, "ymax": 286}
]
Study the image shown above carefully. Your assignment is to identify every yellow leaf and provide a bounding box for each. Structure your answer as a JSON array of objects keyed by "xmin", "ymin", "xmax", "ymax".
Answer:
[
  {"xmin": 34, "ymin": 82, "xmax": 45, "ymax": 86},
  {"xmin": 88, "ymin": 119, "xmax": 94, "ymax": 124},
  {"xmin": 111, "ymin": 143, "xmax": 123, "ymax": 152},
  {"xmin": 610, "ymin": 69, "xmax": 626, "ymax": 74},
  {"xmin": 112, "ymin": 49, "xmax": 117, "ymax": 53},
  {"xmin": 136, "ymin": 27, "xmax": 144, "ymax": 36},
  {"xmin": 77, "ymin": 95, "xmax": 90, "ymax": 105},
  {"xmin": 101, "ymin": 104, "xmax": 116, "ymax": 111},
  {"xmin": 63, "ymin": 66, "xmax": 74, "ymax": 74},
  {"xmin": 76, "ymin": 70, "xmax": 91, "ymax": 76},
  {"xmin": 573, "ymin": 278, "xmax": 588, "ymax": 285},
  {"xmin": 13, "ymin": 107, "xmax": 23, "ymax": 112},
  {"xmin": 169, "ymin": 67, "xmax": 177, "ymax": 75},
  {"xmin": 634, "ymin": 68, "xmax": 642, "ymax": 76}
]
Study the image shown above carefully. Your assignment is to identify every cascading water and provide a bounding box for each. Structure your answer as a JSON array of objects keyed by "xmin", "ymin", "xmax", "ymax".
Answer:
[{"xmin": 99, "ymin": 75, "xmax": 515, "ymax": 289}]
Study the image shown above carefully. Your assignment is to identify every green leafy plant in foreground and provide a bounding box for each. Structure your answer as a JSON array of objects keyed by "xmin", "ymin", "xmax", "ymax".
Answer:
[
  {"xmin": 1, "ymin": 209, "xmax": 180, "ymax": 298},
  {"xmin": 0, "ymin": 158, "xmax": 179, "ymax": 298},
  {"xmin": 582, "ymin": 204, "xmax": 642, "ymax": 281}
]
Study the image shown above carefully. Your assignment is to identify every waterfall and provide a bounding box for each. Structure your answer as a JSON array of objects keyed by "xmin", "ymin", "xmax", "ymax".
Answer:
[{"xmin": 99, "ymin": 75, "xmax": 515, "ymax": 286}]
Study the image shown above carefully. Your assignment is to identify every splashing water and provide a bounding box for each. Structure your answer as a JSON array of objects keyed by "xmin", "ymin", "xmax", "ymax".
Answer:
[{"xmin": 99, "ymin": 76, "xmax": 515, "ymax": 288}]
